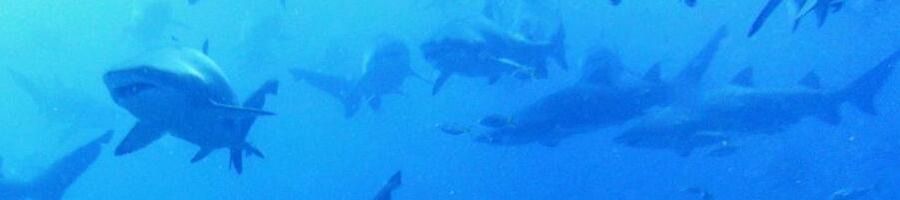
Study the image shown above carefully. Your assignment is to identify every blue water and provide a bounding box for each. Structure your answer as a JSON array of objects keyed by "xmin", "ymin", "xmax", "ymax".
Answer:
[{"xmin": 1, "ymin": 0, "xmax": 899, "ymax": 199}]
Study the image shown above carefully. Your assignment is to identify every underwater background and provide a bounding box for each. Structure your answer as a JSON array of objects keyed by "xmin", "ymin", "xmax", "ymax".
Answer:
[{"xmin": 1, "ymin": 0, "xmax": 899, "ymax": 199}]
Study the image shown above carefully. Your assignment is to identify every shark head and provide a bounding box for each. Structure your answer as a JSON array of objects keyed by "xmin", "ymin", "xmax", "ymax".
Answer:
[{"xmin": 103, "ymin": 47, "xmax": 234, "ymax": 122}]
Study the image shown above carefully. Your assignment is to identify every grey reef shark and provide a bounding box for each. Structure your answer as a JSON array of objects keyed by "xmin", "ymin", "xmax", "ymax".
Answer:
[
  {"xmin": 473, "ymin": 27, "xmax": 729, "ymax": 147},
  {"xmin": 0, "ymin": 131, "xmax": 113, "ymax": 200},
  {"xmin": 103, "ymin": 46, "xmax": 279, "ymax": 174},
  {"xmin": 291, "ymin": 38, "xmax": 425, "ymax": 118},
  {"xmin": 616, "ymin": 48, "xmax": 900, "ymax": 156},
  {"xmin": 421, "ymin": 17, "xmax": 567, "ymax": 95}
]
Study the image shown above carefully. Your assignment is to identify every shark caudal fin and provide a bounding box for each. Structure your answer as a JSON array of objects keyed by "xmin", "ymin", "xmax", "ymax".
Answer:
[
  {"xmin": 3, "ymin": 131, "xmax": 114, "ymax": 200},
  {"xmin": 834, "ymin": 49, "xmax": 900, "ymax": 115},
  {"xmin": 290, "ymin": 68, "xmax": 361, "ymax": 117},
  {"xmin": 228, "ymin": 143, "xmax": 266, "ymax": 174},
  {"xmin": 676, "ymin": 26, "xmax": 728, "ymax": 86}
]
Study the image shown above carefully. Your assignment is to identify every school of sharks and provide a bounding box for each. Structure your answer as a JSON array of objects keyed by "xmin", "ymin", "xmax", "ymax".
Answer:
[{"xmin": 0, "ymin": 0, "xmax": 898, "ymax": 199}]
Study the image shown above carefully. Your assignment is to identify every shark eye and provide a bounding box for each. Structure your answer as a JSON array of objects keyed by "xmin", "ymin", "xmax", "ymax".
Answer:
[{"xmin": 114, "ymin": 83, "xmax": 156, "ymax": 98}]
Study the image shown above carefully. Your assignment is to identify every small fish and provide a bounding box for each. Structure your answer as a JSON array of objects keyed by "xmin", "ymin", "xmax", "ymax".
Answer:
[
  {"xmin": 436, "ymin": 123, "xmax": 471, "ymax": 135},
  {"xmin": 479, "ymin": 114, "xmax": 513, "ymax": 128}
]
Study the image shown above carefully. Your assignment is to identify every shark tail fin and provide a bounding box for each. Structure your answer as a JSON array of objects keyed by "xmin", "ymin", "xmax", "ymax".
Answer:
[
  {"xmin": 833, "ymin": 49, "xmax": 900, "ymax": 116},
  {"xmin": 549, "ymin": 23, "xmax": 568, "ymax": 71},
  {"xmin": 290, "ymin": 68, "xmax": 360, "ymax": 116},
  {"xmin": 228, "ymin": 142, "xmax": 265, "ymax": 174}
]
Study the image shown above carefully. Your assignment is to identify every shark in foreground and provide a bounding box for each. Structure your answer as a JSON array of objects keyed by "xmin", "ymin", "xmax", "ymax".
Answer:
[
  {"xmin": 474, "ymin": 27, "xmax": 728, "ymax": 147},
  {"xmin": 0, "ymin": 131, "xmax": 113, "ymax": 200},
  {"xmin": 617, "ymin": 48, "xmax": 900, "ymax": 156},
  {"xmin": 103, "ymin": 47, "xmax": 278, "ymax": 174},
  {"xmin": 292, "ymin": 38, "xmax": 425, "ymax": 118}
]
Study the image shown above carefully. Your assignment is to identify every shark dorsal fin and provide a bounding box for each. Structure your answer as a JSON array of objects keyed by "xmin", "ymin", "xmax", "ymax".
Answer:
[
  {"xmin": 643, "ymin": 63, "xmax": 663, "ymax": 83},
  {"xmin": 202, "ymin": 39, "xmax": 210, "ymax": 55},
  {"xmin": 730, "ymin": 67, "xmax": 754, "ymax": 87},
  {"xmin": 799, "ymin": 71, "xmax": 821, "ymax": 90}
]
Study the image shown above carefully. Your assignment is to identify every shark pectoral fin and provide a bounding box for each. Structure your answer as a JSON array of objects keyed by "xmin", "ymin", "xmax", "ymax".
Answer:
[
  {"xmin": 432, "ymin": 72, "xmax": 453, "ymax": 95},
  {"xmin": 115, "ymin": 121, "xmax": 166, "ymax": 156},
  {"xmin": 191, "ymin": 148, "xmax": 214, "ymax": 163},
  {"xmin": 243, "ymin": 80, "xmax": 279, "ymax": 109},
  {"xmin": 209, "ymin": 100, "xmax": 275, "ymax": 118}
]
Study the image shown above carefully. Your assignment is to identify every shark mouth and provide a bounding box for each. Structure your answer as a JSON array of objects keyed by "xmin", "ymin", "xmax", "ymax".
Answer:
[{"xmin": 112, "ymin": 82, "xmax": 157, "ymax": 99}]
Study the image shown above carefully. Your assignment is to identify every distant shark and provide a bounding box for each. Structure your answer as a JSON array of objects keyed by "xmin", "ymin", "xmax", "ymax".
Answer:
[
  {"xmin": 371, "ymin": 170, "xmax": 402, "ymax": 200},
  {"xmin": 103, "ymin": 47, "xmax": 278, "ymax": 174},
  {"xmin": 617, "ymin": 48, "xmax": 900, "ymax": 156},
  {"xmin": 291, "ymin": 38, "xmax": 424, "ymax": 118},
  {"xmin": 422, "ymin": 17, "xmax": 566, "ymax": 95},
  {"xmin": 474, "ymin": 27, "xmax": 728, "ymax": 147},
  {"xmin": 3, "ymin": 69, "xmax": 118, "ymax": 141},
  {"xmin": 0, "ymin": 131, "xmax": 113, "ymax": 200},
  {"xmin": 747, "ymin": 0, "xmax": 845, "ymax": 37}
]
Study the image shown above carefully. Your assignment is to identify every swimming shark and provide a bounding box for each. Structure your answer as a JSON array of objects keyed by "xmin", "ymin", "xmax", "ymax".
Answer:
[
  {"xmin": 474, "ymin": 27, "xmax": 728, "ymax": 146},
  {"xmin": 0, "ymin": 131, "xmax": 113, "ymax": 200},
  {"xmin": 747, "ymin": 0, "xmax": 844, "ymax": 37},
  {"xmin": 371, "ymin": 170, "xmax": 402, "ymax": 200},
  {"xmin": 103, "ymin": 47, "xmax": 278, "ymax": 174},
  {"xmin": 291, "ymin": 38, "xmax": 423, "ymax": 118},
  {"xmin": 422, "ymin": 18, "xmax": 566, "ymax": 95},
  {"xmin": 3, "ymin": 69, "xmax": 119, "ymax": 142},
  {"xmin": 616, "ymin": 48, "xmax": 900, "ymax": 156}
]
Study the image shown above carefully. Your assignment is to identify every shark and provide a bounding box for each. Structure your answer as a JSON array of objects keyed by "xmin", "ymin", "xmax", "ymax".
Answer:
[
  {"xmin": 371, "ymin": 171, "xmax": 402, "ymax": 200},
  {"xmin": 616, "ymin": 48, "xmax": 900, "ymax": 156},
  {"xmin": 0, "ymin": 131, "xmax": 113, "ymax": 200},
  {"xmin": 747, "ymin": 0, "xmax": 845, "ymax": 37},
  {"xmin": 103, "ymin": 47, "xmax": 278, "ymax": 174},
  {"xmin": 291, "ymin": 38, "xmax": 424, "ymax": 118},
  {"xmin": 3, "ymin": 69, "xmax": 119, "ymax": 142},
  {"xmin": 421, "ymin": 17, "xmax": 566, "ymax": 95},
  {"xmin": 473, "ymin": 27, "xmax": 728, "ymax": 147}
]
